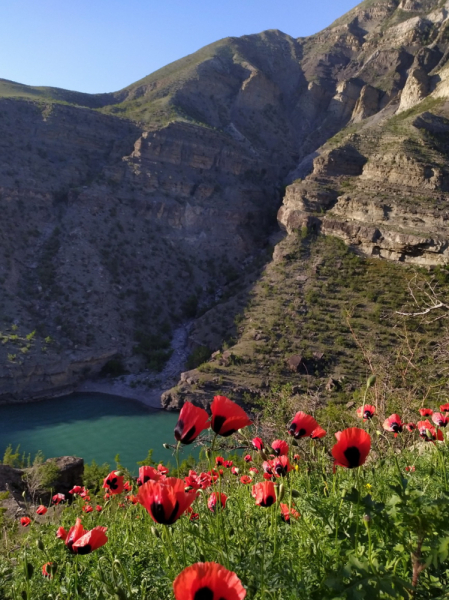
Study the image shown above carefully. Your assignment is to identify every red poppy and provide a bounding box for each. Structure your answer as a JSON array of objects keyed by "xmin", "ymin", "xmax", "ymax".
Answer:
[
  {"xmin": 208, "ymin": 492, "xmax": 227, "ymax": 512},
  {"xmin": 69, "ymin": 486, "xmax": 83, "ymax": 495},
  {"xmin": 21, "ymin": 517, "xmax": 31, "ymax": 527},
  {"xmin": 288, "ymin": 412, "xmax": 319, "ymax": 439},
  {"xmin": 419, "ymin": 408, "xmax": 433, "ymax": 417},
  {"xmin": 42, "ymin": 563, "xmax": 55, "ymax": 579},
  {"xmin": 280, "ymin": 503, "xmax": 300, "ymax": 523},
  {"xmin": 174, "ymin": 402, "xmax": 210, "ymax": 444},
  {"xmin": 103, "ymin": 493, "xmax": 111, "ymax": 501},
  {"xmin": 95, "ymin": 505, "xmax": 103, "ymax": 512},
  {"xmin": 243, "ymin": 454, "xmax": 252, "ymax": 463},
  {"xmin": 36, "ymin": 505, "xmax": 47, "ymax": 515},
  {"xmin": 356, "ymin": 405, "xmax": 376, "ymax": 420},
  {"xmin": 157, "ymin": 464, "xmax": 169, "ymax": 475},
  {"xmin": 262, "ymin": 461, "xmax": 273, "ymax": 475},
  {"xmin": 187, "ymin": 506, "xmax": 200, "ymax": 521},
  {"xmin": 418, "ymin": 420, "xmax": 444, "ymax": 442},
  {"xmin": 56, "ymin": 526, "xmax": 68, "ymax": 541},
  {"xmin": 271, "ymin": 440, "xmax": 289, "ymax": 456},
  {"xmin": 240, "ymin": 476, "xmax": 252, "ymax": 484},
  {"xmin": 224, "ymin": 460, "xmax": 233, "ymax": 468},
  {"xmin": 405, "ymin": 422, "xmax": 417, "ymax": 432},
  {"xmin": 215, "ymin": 456, "xmax": 225, "ymax": 466},
  {"xmin": 82, "ymin": 505, "xmax": 93, "ymax": 513},
  {"xmin": 251, "ymin": 437, "xmax": 264, "ymax": 451},
  {"xmin": 311, "ymin": 426, "xmax": 327, "ymax": 439},
  {"xmin": 293, "ymin": 453, "xmax": 301, "ymax": 462},
  {"xmin": 123, "ymin": 481, "xmax": 133, "ymax": 492},
  {"xmin": 331, "ymin": 427, "xmax": 371, "ymax": 469},
  {"xmin": 210, "ymin": 396, "xmax": 252, "ymax": 437},
  {"xmin": 252, "ymin": 481, "xmax": 276, "ymax": 507},
  {"xmin": 63, "ymin": 518, "xmax": 86, "ymax": 553},
  {"xmin": 432, "ymin": 412, "xmax": 449, "ymax": 428},
  {"xmin": 137, "ymin": 477, "xmax": 196, "ymax": 525},
  {"xmin": 249, "ymin": 467, "xmax": 259, "ymax": 474},
  {"xmin": 52, "ymin": 493, "xmax": 65, "ymax": 505},
  {"xmin": 405, "ymin": 465, "xmax": 416, "ymax": 472},
  {"xmin": 173, "ymin": 562, "xmax": 246, "ymax": 600},
  {"xmin": 103, "ymin": 471, "xmax": 124, "ymax": 494},
  {"xmin": 440, "ymin": 403, "xmax": 449, "ymax": 413},
  {"xmin": 126, "ymin": 494, "xmax": 139, "ymax": 504},
  {"xmin": 263, "ymin": 473, "xmax": 274, "ymax": 481},
  {"xmin": 231, "ymin": 466, "xmax": 239, "ymax": 475},
  {"xmin": 72, "ymin": 526, "xmax": 108, "ymax": 555},
  {"xmin": 271, "ymin": 456, "xmax": 292, "ymax": 478},
  {"xmin": 383, "ymin": 414, "xmax": 403, "ymax": 435},
  {"xmin": 137, "ymin": 465, "xmax": 161, "ymax": 486}
]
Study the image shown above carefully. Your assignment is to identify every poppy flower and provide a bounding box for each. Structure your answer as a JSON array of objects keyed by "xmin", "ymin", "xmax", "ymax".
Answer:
[
  {"xmin": 95, "ymin": 505, "xmax": 103, "ymax": 512},
  {"xmin": 126, "ymin": 494, "xmax": 139, "ymax": 504},
  {"xmin": 187, "ymin": 507, "xmax": 200, "ymax": 521},
  {"xmin": 103, "ymin": 493, "xmax": 111, "ymax": 501},
  {"xmin": 137, "ymin": 477, "xmax": 196, "ymax": 525},
  {"xmin": 405, "ymin": 465, "xmax": 416, "ymax": 472},
  {"xmin": 208, "ymin": 492, "xmax": 227, "ymax": 512},
  {"xmin": 52, "ymin": 493, "xmax": 65, "ymax": 505},
  {"xmin": 288, "ymin": 412, "xmax": 319, "ymax": 439},
  {"xmin": 42, "ymin": 563, "xmax": 55, "ymax": 579},
  {"xmin": 432, "ymin": 412, "xmax": 449, "ymax": 428},
  {"xmin": 418, "ymin": 420, "xmax": 444, "ymax": 442},
  {"xmin": 440, "ymin": 403, "xmax": 449, "ymax": 413},
  {"xmin": 271, "ymin": 456, "xmax": 292, "ymax": 478},
  {"xmin": 383, "ymin": 414, "xmax": 403, "ymax": 435},
  {"xmin": 69, "ymin": 486, "xmax": 83, "ymax": 495},
  {"xmin": 419, "ymin": 408, "xmax": 433, "ymax": 417},
  {"xmin": 63, "ymin": 518, "xmax": 86, "ymax": 553},
  {"xmin": 157, "ymin": 464, "xmax": 169, "ymax": 475},
  {"xmin": 251, "ymin": 437, "xmax": 264, "ymax": 451},
  {"xmin": 331, "ymin": 427, "xmax": 371, "ymax": 469},
  {"xmin": 124, "ymin": 481, "xmax": 133, "ymax": 492},
  {"xmin": 215, "ymin": 456, "xmax": 225, "ymax": 466},
  {"xmin": 356, "ymin": 405, "xmax": 376, "ymax": 420},
  {"xmin": 271, "ymin": 440, "xmax": 289, "ymax": 456},
  {"xmin": 173, "ymin": 562, "xmax": 246, "ymax": 600},
  {"xmin": 224, "ymin": 460, "xmax": 233, "ymax": 468},
  {"xmin": 36, "ymin": 505, "xmax": 47, "ymax": 515},
  {"xmin": 103, "ymin": 471, "xmax": 124, "ymax": 495},
  {"xmin": 293, "ymin": 453, "xmax": 301, "ymax": 462},
  {"xmin": 243, "ymin": 454, "xmax": 252, "ymax": 463},
  {"xmin": 263, "ymin": 473, "xmax": 274, "ymax": 480},
  {"xmin": 252, "ymin": 481, "xmax": 276, "ymax": 507},
  {"xmin": 82, "ymin": 505, "xmax": 93, "ymax": 513},
  {"xmin": 231, "ymin": 466, "xmax": 239, "ymax": 475},
  {"xmin": 174, "ymin": 402, "xmax": 210, "ymax": 444},
  {"xmin": 311, "ymin": 426, "xmax": 327, "ymax": 439},
  {"xmin": 137, "ymin": 465, "xmax": 161, "ymax": 486},
  {"xmin": 405, "ymin": 422, "xmax": 417, "ymax": 432},
  {"xmin": 240, "ymin": 476, "xmax": 252, "ymax": 484},
  {"xmin": 20, "ymin": 517, "xmax": 31, "ymax": 527},
  {"xmin": 249, "ymin": 467, "xmax": 259, "ymax": 474},
  {"xmin": 262, "ymin": 461, "xmax": 273, "ymax": 475},
  {"xmin": 210, "ymin": 396, "xmax": 252, "ymax": 437},
  {"xmin": 72, "ymin": 526, "xmax": 108, "ymax": 555},
  {"xmin": 280, "ymin": 503, "xmax": 300, "ymax": 523}
]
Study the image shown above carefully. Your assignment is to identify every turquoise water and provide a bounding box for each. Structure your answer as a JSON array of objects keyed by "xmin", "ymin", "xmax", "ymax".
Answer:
[{"xmin": 0, "ymin": 393, "xmax": 191, "ymax": 474}]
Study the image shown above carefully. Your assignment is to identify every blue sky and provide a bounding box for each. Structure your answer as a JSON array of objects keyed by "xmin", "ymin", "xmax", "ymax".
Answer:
[{"xmin": 0, "ymin": 0, "xmax": 361, "ymax": 94}]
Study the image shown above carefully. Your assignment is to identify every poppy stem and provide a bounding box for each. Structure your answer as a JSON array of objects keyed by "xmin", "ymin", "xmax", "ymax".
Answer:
[
  {"xmin": 174, "ymin": 442, "xmax": 188, "ymax": 567},
  {"xmin": 354, "ymin": 467, "xmax": 362, "ymax": 553}
]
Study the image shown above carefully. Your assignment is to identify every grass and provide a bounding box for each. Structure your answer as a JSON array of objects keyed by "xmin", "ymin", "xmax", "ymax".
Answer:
[{"xmin": 1, "ymin": 400, "xmax": 449, "ymax": 599}]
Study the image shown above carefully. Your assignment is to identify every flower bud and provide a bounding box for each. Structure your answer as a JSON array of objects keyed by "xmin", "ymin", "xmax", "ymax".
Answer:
[
  {"xmin": 151, "ymin": 526, "xmax": 160, "ymax": 539},
  {"xmin": 291, "ymin": 489, "xmax": 301, "ymax": 498},
  {"xmin": 366, "ymin": 375, "xmax": 376, "ymax": 388},
  {"xmin": 25, "ymin": 562, "xmax": 34, "ymax": 579},
  {"xmin": 36, "ymin": 539, "xmax": 45, "ymax": 551},
  {"xmin": 205, "ymin": 449, "xmax": 212, "ymax": 460},
  {"xmin": 163, "ymin": 443, "xmax": 170, "ymax": 450},
  {"xmin": 276, "ymin": 483, "xmax": 285, "ymax": 502}
]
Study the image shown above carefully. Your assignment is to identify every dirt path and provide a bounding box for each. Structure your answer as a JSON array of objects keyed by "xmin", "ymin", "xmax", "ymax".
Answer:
[{"xmin": 75, "ymin": 321, "xmax": 192, "ymax": 410}]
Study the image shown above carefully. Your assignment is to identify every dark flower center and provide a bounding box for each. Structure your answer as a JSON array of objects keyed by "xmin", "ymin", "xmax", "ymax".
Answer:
[
  {"xmin": 194, "ymin": 588, "xmax": 214, "ymax": 600},
  {"xmin": 364, "ymin": 411, "xmax": 372, "ymax": 419},
  {"xmin": 391, "ymin": 423, "xmax": 402, "ymax": 433},
  {"xmin": 343, "ymin": 446, "xmax": 361, "ymax": 468},
  {"xmin": 151, "ymin": 501, "xmax": 180, "ymax": 525},
  {"xmin": 261, "ymin": 495, "xmax": 275, "ymax": 507},
  {"xmin": 107, "ymin": 477, "xmax": 118, "ymax": 490},
  {"xmin": 76, "ymin": 544, "xmax": 92, "ymax": 555}
]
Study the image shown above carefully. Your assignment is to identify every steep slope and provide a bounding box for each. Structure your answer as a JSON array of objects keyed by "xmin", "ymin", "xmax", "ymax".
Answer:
[{"xmin": 3, "ymin": 0, "xmax": 449, "ymax": 403}]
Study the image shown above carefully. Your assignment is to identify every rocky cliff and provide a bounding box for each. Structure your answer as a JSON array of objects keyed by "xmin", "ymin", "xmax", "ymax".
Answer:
[{"xmin": 3, "ymin": 0, "xmax": 449, "ymax": 403}]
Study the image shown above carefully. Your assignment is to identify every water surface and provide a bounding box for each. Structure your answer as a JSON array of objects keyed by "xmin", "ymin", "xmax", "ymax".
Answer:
[{"xmin": 0, "ymin": 393, "xmax": 189, "ymax": 473}]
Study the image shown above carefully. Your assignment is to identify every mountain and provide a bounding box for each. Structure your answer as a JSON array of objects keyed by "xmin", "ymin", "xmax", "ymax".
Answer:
[{"xmin": 2, "ymin": 0, "xmax": 449, "ymax": 405}]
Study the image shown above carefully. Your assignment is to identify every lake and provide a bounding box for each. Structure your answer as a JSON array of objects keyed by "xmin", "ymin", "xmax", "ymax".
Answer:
[{"xmin": 0, "ymin": 392, "xmax": 193, "ymax": 474}]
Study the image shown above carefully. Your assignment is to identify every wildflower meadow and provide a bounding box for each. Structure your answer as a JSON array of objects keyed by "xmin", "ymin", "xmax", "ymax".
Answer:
[{"xmin": 1, "ymin": 388, "xmax": 449, "ymax": 599}]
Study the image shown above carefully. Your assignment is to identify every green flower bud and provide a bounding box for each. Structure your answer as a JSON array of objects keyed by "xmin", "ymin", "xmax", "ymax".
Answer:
[
  {"xmin": 291, "ymin": 489, "xmax": 301, "ymax": 498},
  {"xmin": 36, "ymin": 539, "xmax": 45, "ymax": 551},
  {"xmin": 151, "ymin": 526, "xmax": 160, "ymax": 539},
  {"xmin": 366, "ymin": 375, "xmax": 376, "ymax": 389},
  {"xmin": 163, "ymin": 443, "xmax": 170, "ymax": 450}
]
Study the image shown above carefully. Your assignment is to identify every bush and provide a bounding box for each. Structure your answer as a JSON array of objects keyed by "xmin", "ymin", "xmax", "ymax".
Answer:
[{"xmin": 186, "ymin": 346, "xmax": 211, "ymax": 370}]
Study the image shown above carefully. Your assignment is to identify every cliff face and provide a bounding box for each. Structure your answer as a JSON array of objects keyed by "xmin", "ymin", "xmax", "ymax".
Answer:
[{"xmin": 3, "ymin": 0, "xmax": 449, "ymax": 402}]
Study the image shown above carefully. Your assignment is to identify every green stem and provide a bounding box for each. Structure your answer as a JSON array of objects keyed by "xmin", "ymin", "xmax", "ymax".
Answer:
[
  {"xmin": 354, "ymin": 467, "xmax": 362, "ymax": 553},
  {"xmin": 175, "ymin": 442, "xmax": 188, "ymax": 567}
]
